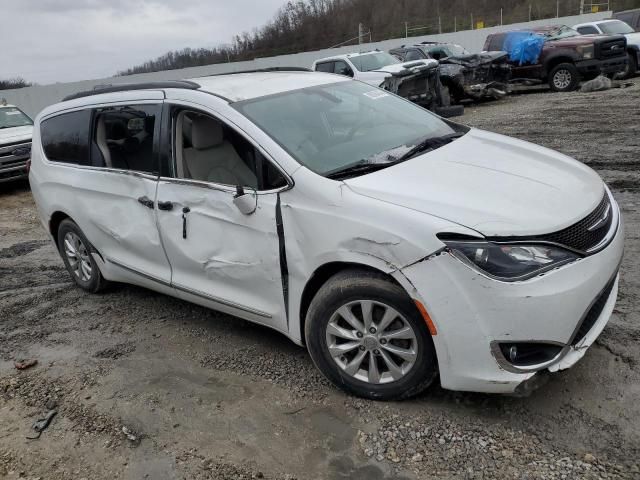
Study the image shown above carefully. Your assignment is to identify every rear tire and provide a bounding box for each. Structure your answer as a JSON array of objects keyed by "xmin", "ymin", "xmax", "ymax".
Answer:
[
  {"xmin": 305, "ymin": 269, "xmax": 438, "ymax": 400},
  {"xmin": 548, "ymin": 63, "xmax": 580, "ymax": 92},
  {"xmin": 57, "ymin": 219, "xmax": 108, "ymax": 293}
]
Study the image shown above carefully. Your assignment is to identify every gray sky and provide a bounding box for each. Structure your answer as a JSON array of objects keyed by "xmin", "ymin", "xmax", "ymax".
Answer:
[{"xmin": 0, "ymin": 0, "xmax": 286, "ymax": 85}]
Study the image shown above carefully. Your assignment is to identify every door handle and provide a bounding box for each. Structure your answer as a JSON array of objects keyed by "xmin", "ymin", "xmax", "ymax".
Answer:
[
  {"xmin": 137, "ymin": 196, "xmax": 154, "ymax": 209},
  {"xmin": 157, "ymin": 200, "xmax": 174, "ymax": 211}
]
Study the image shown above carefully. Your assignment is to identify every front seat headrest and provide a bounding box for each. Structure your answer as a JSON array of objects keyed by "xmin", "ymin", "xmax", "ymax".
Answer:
[{"xmin": 190, "ymin": 115, "xmax": 223, "ymax": 150}]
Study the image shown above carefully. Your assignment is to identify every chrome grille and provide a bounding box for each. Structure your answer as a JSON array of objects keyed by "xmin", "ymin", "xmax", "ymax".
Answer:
[{"xmin": 537, "ymin": 193, "xmax": 612, "ymax": 253}]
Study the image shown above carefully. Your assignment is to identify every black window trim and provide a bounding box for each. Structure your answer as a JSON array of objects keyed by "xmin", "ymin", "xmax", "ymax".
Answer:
[{"xmin": 159, "ymin": 101, "xmax": 293, "ymax": 195}]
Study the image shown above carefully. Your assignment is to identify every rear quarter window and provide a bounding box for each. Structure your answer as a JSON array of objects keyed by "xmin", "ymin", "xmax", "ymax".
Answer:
[{"xmin": 40, "ymin": 110, "xmax": 91, "ymax": 165}]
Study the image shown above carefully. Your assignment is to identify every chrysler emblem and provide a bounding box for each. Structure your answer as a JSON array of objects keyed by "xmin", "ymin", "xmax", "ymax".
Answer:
[{"xmin": 587, "ymin": 204, "xmax": 611, "ymax": 232}]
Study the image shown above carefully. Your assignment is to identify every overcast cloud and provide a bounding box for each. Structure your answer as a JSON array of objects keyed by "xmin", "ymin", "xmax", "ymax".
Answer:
[{"xmin": 0, "ymin": 0, "xmax": 286, "ymax": 85}]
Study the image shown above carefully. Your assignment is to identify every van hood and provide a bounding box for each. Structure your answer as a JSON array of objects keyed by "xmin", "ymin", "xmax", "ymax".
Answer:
[
  {"xmin": 0, "ymin": 125, "xmax": 33, "ymax": 145},
  {"xmin": 345, "ymin": 129, "xmax": 604, "ymax": 237}
]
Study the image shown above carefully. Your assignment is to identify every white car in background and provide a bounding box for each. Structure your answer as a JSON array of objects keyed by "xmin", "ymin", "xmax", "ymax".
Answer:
[
  {"xmin": 574, "ymin": 19, "xmax": 640, "ymax": 78},
  {"xmin": 312, "ymin": 50, "xmax": 439, "ymax": 86},
  {"xmin": 29, "ymin": 72, "xmax": 623, "ymax": 399},
  {"xmin": 0, "ymin": 102, "xmax": 33, "ymax": 183}
]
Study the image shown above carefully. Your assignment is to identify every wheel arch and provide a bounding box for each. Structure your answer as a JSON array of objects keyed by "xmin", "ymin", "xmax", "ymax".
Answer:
[
  {"xmin": 298, "ymin": 261, "xmax": 406, "ymax": 346},
  {"xmin": 543, "ymin": 55, "xmax": 576, "ymax": 78},
  {"xmin": 49, "ymin": 210, "xmax": 72, "ymax": 248}
]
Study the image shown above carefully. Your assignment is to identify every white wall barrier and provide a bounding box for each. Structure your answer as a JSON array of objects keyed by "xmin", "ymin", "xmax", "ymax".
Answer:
[{"xmin": 2, "ymin": 11, "xmax": 610, "ymax": 118}]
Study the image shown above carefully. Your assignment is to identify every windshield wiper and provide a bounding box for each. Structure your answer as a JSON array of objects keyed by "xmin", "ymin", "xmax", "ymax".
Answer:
[
  {"xmin": 394, "ymin": 132, "xmax": 466, "ymax": 163},
  {"xmin": 325, "ymin": 160, "xmax": 394, "ymax": 180}
]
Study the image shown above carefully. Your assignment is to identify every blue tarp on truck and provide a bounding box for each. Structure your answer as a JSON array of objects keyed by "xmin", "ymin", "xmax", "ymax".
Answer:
[{"xmin": 503, "ymin": 31, "xmax": 546, "ymax": 65}]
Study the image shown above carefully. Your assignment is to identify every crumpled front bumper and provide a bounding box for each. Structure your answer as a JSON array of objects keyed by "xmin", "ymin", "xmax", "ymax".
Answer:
[{"xmin": 401, "ymin": 212, "xmax": 624, "ymax": 394}]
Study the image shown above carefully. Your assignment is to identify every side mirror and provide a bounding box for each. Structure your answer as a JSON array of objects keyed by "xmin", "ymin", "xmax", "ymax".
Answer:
[{"xmin": 233, "ymin": 185, "xmax": 257, "ymax": 215}]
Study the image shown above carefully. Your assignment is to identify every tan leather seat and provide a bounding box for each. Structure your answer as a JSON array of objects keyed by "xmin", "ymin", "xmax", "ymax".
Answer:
[{"xmin": 183, "ymin": 115, "xmax": 257, "ymax": 188}]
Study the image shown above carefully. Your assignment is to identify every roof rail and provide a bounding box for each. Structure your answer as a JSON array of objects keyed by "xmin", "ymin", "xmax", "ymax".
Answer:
[
  {"xmin": 62, "ymin": 80, "xmax": 201, "ymax": 102},
  {"xmin": 205, "ymin": 66, "xmax": 312, "ymax": 77}
]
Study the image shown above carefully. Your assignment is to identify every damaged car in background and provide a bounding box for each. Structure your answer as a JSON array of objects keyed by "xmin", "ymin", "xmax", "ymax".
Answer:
[
  {"xmin": 30, "ymin": 71, "xmax": 623, "ymax": 400},
  {"xmin": 312, "ymin": 50, "xmax": 463, "ymax": 117},
  {"xmin": 389, "ymin": 42, "xmax": 512, "ymax": 103}
]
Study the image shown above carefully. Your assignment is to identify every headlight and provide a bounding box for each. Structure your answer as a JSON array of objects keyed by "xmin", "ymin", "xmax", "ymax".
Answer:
[
  {"xmin": 443, "ymin": 240, "xmax": 580, "ymax": 281},
  {"xmin": 577, "ymin": 45, "xmax": 595, "ymax": 60}
]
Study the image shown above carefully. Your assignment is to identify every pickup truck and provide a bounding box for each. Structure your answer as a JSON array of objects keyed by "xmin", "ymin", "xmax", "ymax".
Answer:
[
  {"xmin": 0, "ymin": 102, "xmax": 33, "ymax": 183},
  {"xmin": 574, "ymin": 19, "xmax": 640, "ymax": 78},
  {"xmin": 484, "ymin": 25, "xmax": 628, "ymax": 92}
]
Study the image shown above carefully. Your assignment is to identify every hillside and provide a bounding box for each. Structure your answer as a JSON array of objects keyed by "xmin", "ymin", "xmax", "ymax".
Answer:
[{"xmin": 118, "ymin": 0, "xmax": 640, "ymax": 76}]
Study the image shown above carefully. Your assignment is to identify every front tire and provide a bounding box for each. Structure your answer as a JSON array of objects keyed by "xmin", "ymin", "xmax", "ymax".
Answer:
[
  {"xmin": 57, "ymin": 219, "xmax": 108, "ymax": 293},
  {"xmin": 548, "ymin": 63, "xmax": 580, "ymax": 92},
  {"xmin": 616, "ymin": 51, "xmax": 637, "ymax": 80},
  {"xmin": 305, "ymin": 269, "xmax": 438, "ymax": 400}
]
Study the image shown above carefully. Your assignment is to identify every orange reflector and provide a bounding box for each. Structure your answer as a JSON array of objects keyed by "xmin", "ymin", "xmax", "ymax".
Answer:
[{"xmin": 414, "ymin": 300, "xmax": 437, "ymax": 336}]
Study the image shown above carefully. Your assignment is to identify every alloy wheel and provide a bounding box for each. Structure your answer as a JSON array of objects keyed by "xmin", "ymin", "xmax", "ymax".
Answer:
[
  {"xmin": 325, "ymin": 300, "xmax": 418, "ymax": 384},
  {"xmin": 553, "ymin": 69, "xmax": 572, "ymax": 90},
  {"xmin": 63, "ymin": 232, "xmax": 93, "ymax": 282}
]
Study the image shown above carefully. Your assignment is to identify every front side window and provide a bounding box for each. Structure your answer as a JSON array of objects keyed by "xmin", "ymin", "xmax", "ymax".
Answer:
[
  {"xmin": 426, "ymin": 44, "xmax": 469, "ymax": 58},
  {"xmin": 598, "ymin": 20, "xmax": 634, "ymax": 34},
  {"xmin": 349, "ymin": 52, "xmax": 400, "ymax": 72},
  {"xmin": 577, "ymin": 25, "xmax": 600, "ymax": 35},
  {"xmin": 234, "ymin": 81, "xmax": 464, "ymax": 177},
  {"xmin": 41, "ymin": 110, "xmax": 91, "ymax": 165},
  {"xmin": 173, "ymin": 109, "xmax": 287, "ymax": 190},
  {"xmin": 333, "ymin": 61, "xmax": 353, "ymax": 77},
  {"xmin": 0, "ymin": 107, "xmax": 32, "ymax": 129},
  {"xmin": 92, "ymin": 105, "xmax": 159, "ymax": 173}
]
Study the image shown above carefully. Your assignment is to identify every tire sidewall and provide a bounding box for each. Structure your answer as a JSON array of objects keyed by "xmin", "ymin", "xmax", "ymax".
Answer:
[
  {"xmin": 57, "ymin": 219, "xmax": 102, "ymax": 292},
  {"xmin": 549, "ymin": 63, "xmax": 579, "ymax": 92},
  {"xmin": 305, "ymin": 273, "xmax": 437, "ymax": 400}
]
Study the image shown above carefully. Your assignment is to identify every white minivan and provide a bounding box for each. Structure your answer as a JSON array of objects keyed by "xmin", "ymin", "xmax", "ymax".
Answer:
[{"xmin": 30, "ymin": 72, "xmax": 623, "ymax": 399}]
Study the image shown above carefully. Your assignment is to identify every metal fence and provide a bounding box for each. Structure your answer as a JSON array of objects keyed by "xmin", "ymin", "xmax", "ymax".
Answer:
[{"xmin": 2, "ymin": 11, "xmax": 611, "ymax": 118}]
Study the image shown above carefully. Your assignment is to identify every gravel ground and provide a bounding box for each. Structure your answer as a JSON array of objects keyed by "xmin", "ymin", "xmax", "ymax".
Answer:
[{"xmin": 1, "ymin": 78, "xmax": 639, "ymax": 480}]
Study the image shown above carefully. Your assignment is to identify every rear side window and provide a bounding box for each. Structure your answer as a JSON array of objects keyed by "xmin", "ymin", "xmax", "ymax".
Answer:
[
  {"xmin": 486, "ymin": 34, "xmax": 506, "ymax": 52},
  {"xmin": 315, "ymin": 62, "xmax": 334, "ymax": 73},
  {"xmin": 91, "ymin": 105, "xmax": 159, "ymax": 173},
  {"xmin": 405, "ymin": 50, "xmax": 426, "ymax": 61},
  {"xmin": 41, "ymin": 110, "xmax": 91, "ymax": 165},
  {"xmin": 577, "ymin": 25, "xmax": 599, "ymax": 35}
]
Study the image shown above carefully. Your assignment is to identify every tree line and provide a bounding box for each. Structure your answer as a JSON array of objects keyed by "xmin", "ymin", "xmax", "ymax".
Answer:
[
  {"xmin": 0, "ymin": 78, "xmax": 31, "ymax": 91},
  {"xmin": 117, "ymin": 0, "xmax": 640, "ymax": 76}
]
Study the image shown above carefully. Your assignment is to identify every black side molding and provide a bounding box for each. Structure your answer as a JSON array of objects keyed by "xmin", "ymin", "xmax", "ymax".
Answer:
[{"xmin": 62, "ymin": 80, "xmax": 201, "ymax": 102}]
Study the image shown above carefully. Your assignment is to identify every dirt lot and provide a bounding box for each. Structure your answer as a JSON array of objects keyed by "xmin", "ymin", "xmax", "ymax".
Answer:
[{"xmin": 1, "ymin": 79, "xmax": 640, "ymax": 480}]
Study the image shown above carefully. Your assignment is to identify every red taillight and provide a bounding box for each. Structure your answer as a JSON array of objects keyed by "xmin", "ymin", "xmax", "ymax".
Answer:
[{"xmin": 26, "ymin": 158, "xmax": 31, "ymax": 174}]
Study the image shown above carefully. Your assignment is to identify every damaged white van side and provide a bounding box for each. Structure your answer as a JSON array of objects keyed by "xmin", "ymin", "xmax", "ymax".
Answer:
[{"xmin": 29, "ymin": 72, "xmax": 623, "ymax": 400}]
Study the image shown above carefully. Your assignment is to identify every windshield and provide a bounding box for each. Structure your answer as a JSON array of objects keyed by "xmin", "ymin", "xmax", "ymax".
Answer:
[
  {"xmin": 598, "ymin": 20, "xmax": 634, "ymax": 34},
  {"xmin": 234, "ymin": 81, "xmax": 464, "ymax": 177},
  {"xmin": 349, "ymin": 52, "xmax": 400, "ymax": 72},
  {"xmin": 0, "ymin": 107, "xmax": 32, "ymax": 129},
  {"xmin": 544, "ymin": 25, "xmax": 580, "ymax": 40}
]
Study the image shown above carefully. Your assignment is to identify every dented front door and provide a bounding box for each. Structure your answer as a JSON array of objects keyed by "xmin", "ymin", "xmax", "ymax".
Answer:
[{"xmin": 154, "ymin": 181, "xmax": 287, "ymax": 329}]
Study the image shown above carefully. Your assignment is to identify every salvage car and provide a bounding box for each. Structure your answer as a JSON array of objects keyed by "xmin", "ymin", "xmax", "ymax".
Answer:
[
  {"xmin": 30, "ymin": 73, "xmax": 623, "ymax": 399},
  {"xmin": 574, "ymin": 19, "xmax": 640, "ymax": 78},
  {"xmin": 484, "ymin": 25, "xmax": 628, "ymax": 91},
  {"xmin": 389, "ymin": 42, "xmax": 512, "ymax": 102},
  {"xmin": 312, "ymin": 51, "xmax": 463, "ymax": 117},
  {"xmin": 0, "ymin": 101, "xmax": 33, "ymax": 183}
]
